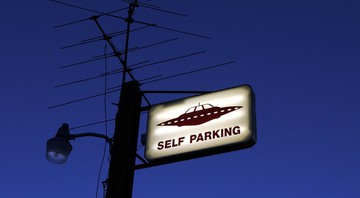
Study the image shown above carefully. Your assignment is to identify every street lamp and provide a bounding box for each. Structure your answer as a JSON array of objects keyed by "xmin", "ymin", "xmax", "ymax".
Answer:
[
  {"xmin": 46, "ymin": 81, "xmax": 142, "ymax": 198},
  {"xmin": 46, "ymin": 123, "xmax": 112, "ymax": 164}
]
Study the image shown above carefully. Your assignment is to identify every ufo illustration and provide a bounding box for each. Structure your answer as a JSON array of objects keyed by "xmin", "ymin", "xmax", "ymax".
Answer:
[{"xmin": 157, "ymin": 103, "xmax": 242, "ymax": 127}]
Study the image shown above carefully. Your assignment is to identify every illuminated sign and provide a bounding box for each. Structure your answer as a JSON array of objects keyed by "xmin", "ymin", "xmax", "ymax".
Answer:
[{"xmin": 145, "ymin": 85, "xmax": 256, "ymax": 163}]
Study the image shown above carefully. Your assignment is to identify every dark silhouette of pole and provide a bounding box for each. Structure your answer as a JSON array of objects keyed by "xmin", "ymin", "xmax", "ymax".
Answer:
[
  {"xmin": 105, "ymin": 80, "xmax": 142, "ymax": 198},
  {"xmin": 106, "ymin": 2, "xmax": 142, "ymax": 197}
]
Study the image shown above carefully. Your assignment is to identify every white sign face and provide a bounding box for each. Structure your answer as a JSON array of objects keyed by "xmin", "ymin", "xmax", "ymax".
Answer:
[{"xmin": 145, "ymin": 85, "xmax": 256, "ymax": 162}]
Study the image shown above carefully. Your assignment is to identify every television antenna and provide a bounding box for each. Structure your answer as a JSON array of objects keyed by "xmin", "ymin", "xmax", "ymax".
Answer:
[{"xmin": 48, "ymin": 1, "xmax": 236, "ymax": 198}]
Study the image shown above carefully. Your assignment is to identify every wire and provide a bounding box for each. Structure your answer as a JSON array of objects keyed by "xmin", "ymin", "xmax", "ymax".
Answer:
[
  {"xmin": 95, "ymin": 42, "xmax": 109, "ymax": 198},
  {"xmin": 142, "ymin": 61, "xmax": 235, "ymax": 85}
]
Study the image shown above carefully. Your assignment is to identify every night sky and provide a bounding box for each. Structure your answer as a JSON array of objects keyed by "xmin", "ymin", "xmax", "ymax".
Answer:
[{"xmin": 1, "ymin": 0, "xmax": 360, "ymax": 197}]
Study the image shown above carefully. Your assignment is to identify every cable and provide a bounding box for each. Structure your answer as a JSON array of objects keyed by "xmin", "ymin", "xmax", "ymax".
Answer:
[{"xmin": 95, "ymin": 42, "xmax": 109, "ymax": 198}]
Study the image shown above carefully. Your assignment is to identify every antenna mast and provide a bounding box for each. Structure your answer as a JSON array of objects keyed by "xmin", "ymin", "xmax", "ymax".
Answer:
[
  {"xmin": 122, "ymin": 0, "xmax": 138, "ymax": 84},
  {"xmin": 105, "ymin": 2, "xmax": 142, "ymax": 198}
]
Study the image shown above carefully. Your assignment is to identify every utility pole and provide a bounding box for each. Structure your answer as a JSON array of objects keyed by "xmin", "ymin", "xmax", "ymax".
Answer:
[
  {"xmin": 105, "ymin": 1, "xmax": 142, "ymax": 197},
  {"xmin": 106, "ymin": 80, "xmax": 142, "ymax": 198}
]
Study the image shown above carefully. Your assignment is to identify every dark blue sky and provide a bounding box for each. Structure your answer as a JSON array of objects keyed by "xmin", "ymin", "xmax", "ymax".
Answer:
[{"xmin": 1, "ymin": 0, "xmax": 360, "ymax": 197}]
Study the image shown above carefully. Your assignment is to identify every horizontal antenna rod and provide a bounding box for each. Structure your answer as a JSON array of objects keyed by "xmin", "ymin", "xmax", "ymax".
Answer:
[
  {"xmin": 60, "ymin": 56, "xmax": 106, "ymax": 68},
  {"xmin": 59, "ymin": 37, "xmax": 177, "ymax": 75},
  {"xmin": 50, "ymin": 0, "xmax": 209, "ymax": 39},
  {"xmin": 142, "ymin": 61, "xmax": 235, "ymax": 85},
  {"xmin": 134, "ymin": 50, "xmax": 206, "ymax": 70},
  {"xmin": 142, "ymin": 90, "xmax": 211, "ymax": 94},
  {"xmin": 60, "ymin": 25, "xmax": 152, "ymax": 50},
  {"xmin": 152, "ymin": 24, "xmax": 210, "ymax": 39},
  {"xmin": 50, "ymin": 0, "xmax": 127, "ymax": 27},
  {"xmin": 105, "ymin": 50, "xmax": 207, "ymax": 77},
  {"xmin": 54, "ymin": 18, "xmax": 90, "ymax": 29},
  {"xmin": 69, "ymin": 119, "xmax": 116, "ymax": 130},
  {"xmin": 92, "ymin": 37, "xmax": 178, "ymax": 60},
  {"xmin": 56, "ymin": 60, "xmax": 151, "ymax": 88},
  {"xmin": 82, "ymin": 25, "xmax": 151, "ymax": 43},
  {"xmin": 138, "ymin": 75, "xmax": 163, "ymax": 83},
  {"xmin": 141, "ymin": 4, "xmax": 188, "ymax": 17},
  {"xmin": 121, "ymin": 0, "xmax": 187, "ymax": 17},
  {"xmin": 122, "ymin": 0, "xmax": 159, "ymax": 8},
  {"xmin": 60, "ymin": 47, "xmax": 138, "ymax": 68},
  {"xmin": 48, "ymin": 89, "xmax": 120, "ymax": 109},
  {"xmin": 54, "ymin": 6, "xmax": 128, "ymax": 28}
]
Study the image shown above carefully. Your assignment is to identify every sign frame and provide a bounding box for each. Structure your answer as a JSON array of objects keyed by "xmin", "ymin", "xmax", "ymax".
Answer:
[{"xmin": 144, "ymin": 84, "xmax": 256, "ymax": 165}]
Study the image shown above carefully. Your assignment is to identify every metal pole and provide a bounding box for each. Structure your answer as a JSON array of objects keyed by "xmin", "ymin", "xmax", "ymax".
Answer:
[{"xmin": 106, "ymin": 80, "xmax": 142, "ymax": 198}]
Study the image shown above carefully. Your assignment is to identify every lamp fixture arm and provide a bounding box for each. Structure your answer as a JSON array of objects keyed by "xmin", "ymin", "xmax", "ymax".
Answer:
[
  {"xmin": 55, "ymin": 123, "xmax": 113, "ymax": 148},
  {"xmin": 68, "ymin": 133, "xmax": 113, "ymax": 148}
]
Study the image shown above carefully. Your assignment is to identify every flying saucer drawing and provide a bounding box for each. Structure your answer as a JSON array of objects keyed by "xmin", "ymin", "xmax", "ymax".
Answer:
[{"xmin": 157, "ymin": 103, "xmax": 242, "ymax": 127}]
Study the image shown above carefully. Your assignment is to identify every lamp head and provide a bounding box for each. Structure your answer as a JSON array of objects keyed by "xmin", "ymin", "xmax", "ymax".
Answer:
[{"xmin": 46, "ymin": 123, "xmax": 73, "ymax": 164}]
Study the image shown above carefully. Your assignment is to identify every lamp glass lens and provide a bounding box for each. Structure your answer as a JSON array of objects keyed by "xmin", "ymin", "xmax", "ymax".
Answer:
[
  {"xmin": 46, "ymin": 137, "xmax": 72, "ymax": 164},
  {"xmin": 46, "ymin": 151, "xmax": 67, "ymax": 164}
]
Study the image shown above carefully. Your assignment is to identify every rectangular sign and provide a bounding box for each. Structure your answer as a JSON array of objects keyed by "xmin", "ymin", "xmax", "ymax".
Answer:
[{"xmin": 145, "ymin": 85, "xmax": 256, "ymax": 163}]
